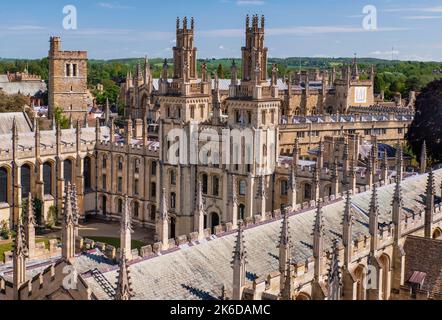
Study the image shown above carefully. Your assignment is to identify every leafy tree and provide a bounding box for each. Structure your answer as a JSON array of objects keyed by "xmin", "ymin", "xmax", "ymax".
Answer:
[
  {"xmin": 46, "ymin": 206, "xmax": 58, "ymax": 229},
  {"xmin": 217, "ymin": 64, "xmax": 225, "ymax": 78},
  {"xmin": 407, "ymin": 79, "xmax": 442, "ymax": 163},
  {"xmin": 53, "ymin": 106, "xmax": 70, "ymax": 129},
  {"xmin": 0, "ymin": 92, "xmax": 28, "ymax": 112}
]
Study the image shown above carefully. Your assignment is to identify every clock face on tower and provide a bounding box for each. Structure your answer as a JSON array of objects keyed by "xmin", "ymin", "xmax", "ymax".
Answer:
[{"xmin": 355, "ymin": 87, "xmax": 367, "ymax": 103}]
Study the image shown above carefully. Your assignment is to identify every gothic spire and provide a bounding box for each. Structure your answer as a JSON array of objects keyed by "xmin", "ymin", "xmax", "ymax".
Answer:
[
  {"xmin": 313, "ymin": 200, "xmax": 324, "ymax": 280},
  {"xmin": 369, "ymin": 184, "xmax": 379, "ymax": 252},
  {"xmin": 160, "ymin": 188, "xmax": 168, "ymax": 220},
  {"xmin": 392, "ymin": 173, "xmax": 403, "ymax": 242},
  {"xmin": 62, "ymin": 183, "xmax": 76, "ymax": 261},
  {"xmin": 342, "ymin": 190, "xmax": 353, "ymax": 267},
  {"xmin": 115, "ymin": 249, "xmax": 133, "ymax": 301},
  {"xmin": 196, "ymin": 180, "xmax": 206, "ymax": 240},
  {"xmin": 25, "ymin": 193, "xmax": 36, "ymax": 227},
  {"xmin": 281, "ymin": 260, "xmax": 293, "ymax": 300},
  {"xmin": 279, "ymin": 205, "xmax": 291, "ymax": 276},
  {"xmin": 121, "ymin": 195, "xmax": 133, "ymax": 260},
  {"xmin": 327, "ymin": 240, "xmax": 342, "ymax": 300},
  {"xmin": 13, "ymin": 211, "xmax": 28, "ymax": 298},
  {"xmin": 231, "ymin": 222, "xmax": 247, "ymax": 300},
  {"xmin": 425, "ymin": 168, "xmax": 435, "ymax": 238},
  {"xmin": 396, "ymin": 140, "xmax": 403, "ymax": 182}
]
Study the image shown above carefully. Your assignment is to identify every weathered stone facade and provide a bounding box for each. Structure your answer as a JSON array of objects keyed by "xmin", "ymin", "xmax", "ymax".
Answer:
[{"xmin": 48, "ymin": 37, "xmax": 88, "ymax": 121}]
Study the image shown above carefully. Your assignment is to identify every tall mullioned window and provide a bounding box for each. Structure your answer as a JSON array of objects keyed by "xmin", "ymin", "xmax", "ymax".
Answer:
[
  {"xmin": 0, "ymin": 167, "xmax": 8, "ymax": 203},
  {"xmin": 213, "ymin": 176, "xmax": 220, "ymax": 197},
  {"xmin": 84, "ymin": 157, "xmax": 92, "ymax": 191},
  {"xmin": 43, "ymin": 163, "xmax": 53, "ymax": 196},
  {"xmin": 21, "ymin": 164, "xmax": 31, "ymax": 199}
]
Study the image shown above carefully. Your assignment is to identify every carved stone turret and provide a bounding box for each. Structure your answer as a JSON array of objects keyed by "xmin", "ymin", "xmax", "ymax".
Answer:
[
  {"xmin": 424, "ymin": 168, "xmax": 435, "ymax": 238},
  {"xmin": 342, "ymin": 191, "xmax": 353, "ymax": 268},
  {"xmin": 231, "ymin": 222, "xmax": 247, "ymax": 300},
  {"xmin": 115, "ymin": 249, "xmax": 133, "ymax": 300},
  {"xmin": 13, "ymin": 213, "xmax": 28, "ymax": 300},
  {"xmin": 195, "ymin": 181, "xmax": 206, "ymax": 241},
  {"xmin": 121, "ymin": 196, "xmax": 133, "ymax": 261},
  {"xmin": 369, "ymin": 185, "xmax": 379, "ymax": 253},
  {"xmin": 62, "ymin": 183, "xmax": 76, "ymax": 262},
  {"xmin": 24, "ymin": 193, "xmax": 36, "ymax": 258}
]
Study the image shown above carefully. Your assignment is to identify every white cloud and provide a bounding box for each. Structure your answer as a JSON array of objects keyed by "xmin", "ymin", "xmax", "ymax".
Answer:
[
  {"xmin": 219, "ymin": 45, "xmax": 225, "ymax": 50},
  {"xmin": 236, "ymin": 0, "xmax": 266, "ymax": 6},
  {"xmin": 97, "ymin": 2, "xmax": 133, "ymax": 9},
  {"xmin": 385, "ymin": 5, "xmax": 442, "ymax": 13},
  {"xmin": 402, "ymin": 15, "xmax": 442, "ymax": 20},
  {"xmin": 371, "ymin": 50, "xmax": 400, "ymax": 55}
]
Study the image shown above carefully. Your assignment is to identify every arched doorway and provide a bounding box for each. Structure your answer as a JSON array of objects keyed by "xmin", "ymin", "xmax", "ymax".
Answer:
[
  {"xmin": 211, "ymin": 212, "xmax": 220, "ymax": 233},
  {"xmin": 304, "ymin": 183, "xmax": 312, "ymax": 202},
  {"xmin": 379, "ymin": 254, "xmax": 391, "ymax": 300},
  {"xmin": 433, "ymin": 228, "xmax": 442, "ymax": 239},
  {"xmin": 324, "ymin": 184, "xmax": 332, "ymax": 197},
  {"xmin": 238, "ymin": 204, "xmax": 246, "ymax": 221},
  {"xmin": 354, "ymin": 265, "xmax": 367, "ymax": 300},
  {"xmin": 170, "ymin": 217, "xmax": 176, "ymax": 239},
  {"xmin": 102, "ymin": 196, "xmax": 107, "ymax": 216}
]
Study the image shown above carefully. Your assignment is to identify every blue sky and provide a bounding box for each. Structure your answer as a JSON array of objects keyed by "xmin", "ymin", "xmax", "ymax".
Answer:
[{"xmin": 1, "ymin": 0, "xmax": 442, "ymax": 61}]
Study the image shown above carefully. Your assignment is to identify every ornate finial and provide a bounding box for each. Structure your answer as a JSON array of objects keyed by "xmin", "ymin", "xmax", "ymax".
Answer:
[
  {"xmin": 232, "ymin": 176, "xmax": 239, "ymax": 205},
  {"xmin": 256, "ymin": 175, "xmax": 267, "ymax": 199},
  {"xmin": 122, "ymin": 195, "xmax": 133, "ymax": 234},
  {"xmin": 279, "ymin": 205, "xmax": 291, "ymax": 248},
  {"xmin": 71, "ymin": 184, "xmax": 79, "ymax": 226},
  {"xmin": 197, "ymin": 181, "xmax": 205, "ymax": 214},
  {"xmin": 63, "ymin": 183, "xmax": 74, "ymax": 225},
  {"xmin": 26, "ymin": 193, "xmax": 36, "ymax": 227},
  {"xmin": 14, "ymin": 213, "xmax": 28, "ymax": 259},
  {"xmin": 369, "ymin": 184, "xmax": 379, "ymax": 251},
  {"xmin": 246, "ymin": 14, "xmax": 250, "ymax": 28},
  {"xmin": 392, "ymin": 172, "xmax": 403, "ymax": 207},
  {"xmin": 191, "ymin": 17, "xmax": 195, "ymax": 30},
  {"xmin": 426, "ymin": 167, "xmax": 435, "ymax": 197},
  {"xmin": 176, "ymin": 17, "xmax": 180, "ymax": 30},
  {"xmin": 183, "ymin": 17, "xmax": 188, "ymax": 30},
  {"xmin": 326, "ymin": 239, "xmax": 342, "ymax": 300},
  {"xmin": 261, "ymin": 15, "xmax": 265, "ymax": 29},
  {"xmin": 160, "ymin": 188, "xmax": 168, "ymax": 220},
  {"xmin": 232, "ymin": 222, "xmax": 247, "ymax": 266},
  {"xmin": 343, "ymin": 190, "xmax": 353, "ymax": 226},
  {"xmin": 115, "ymin": 249, "xmax": 133, "ymax": 300},
  {"xmin": 314, "ymin": 199, "xmax": 324, "ymax": 234}
]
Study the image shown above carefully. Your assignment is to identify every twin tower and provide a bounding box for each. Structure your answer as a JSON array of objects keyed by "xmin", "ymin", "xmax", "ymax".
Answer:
[{"xmin": 173, "ymin": 15, "xmax": 268, "ymax": 84}]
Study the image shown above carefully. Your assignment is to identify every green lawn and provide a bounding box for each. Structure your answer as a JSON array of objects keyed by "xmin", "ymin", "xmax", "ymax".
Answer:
[
  {"xmin": 0, "ymin": 242, "xmax": 12, "ymax": 262},
  {"xmin": 0, "ymin": 238, "xmax": 55, "ymax": 263},
  {"xmin": 86, "ymin": 237, "xmax": 144, "ymax": 250}
]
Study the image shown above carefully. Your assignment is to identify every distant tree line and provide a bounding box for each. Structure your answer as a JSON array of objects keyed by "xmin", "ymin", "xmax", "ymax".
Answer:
[{"xmin": 2, "ymin": 57, "xmax": 442, "ymax": 106}]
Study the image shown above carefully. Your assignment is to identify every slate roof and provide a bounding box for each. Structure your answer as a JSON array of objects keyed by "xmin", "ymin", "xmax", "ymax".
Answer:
[
  {"xmin": 0, "ymin": 112, "xmax": 32, "ymax": 134},
  {"xmin": 0, "ymin": 78, "xmax": 47, "ymax": 97},
  {"xmin": 83, "ymin": 169, "xmax": 442, "ymax": 300},
  {"xmin": 404, "ymin": 236, "xmax": 442, "ymax": 296},
  {"xmin": 0, "ymin": 119, "xmax": 110, "ymax": 153}
]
